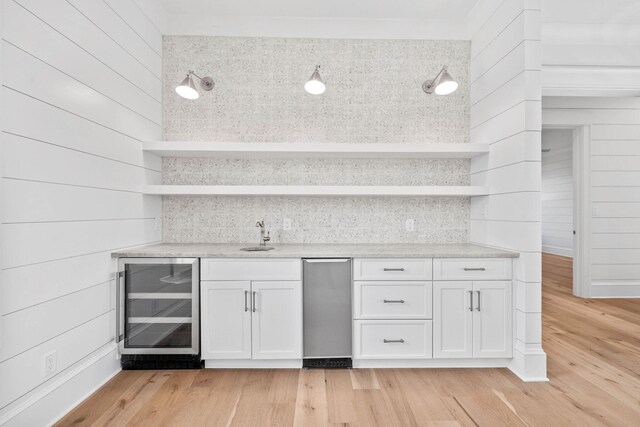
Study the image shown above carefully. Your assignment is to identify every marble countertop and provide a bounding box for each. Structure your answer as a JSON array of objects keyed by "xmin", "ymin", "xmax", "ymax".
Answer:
[{"xmin": 112, "ymin": 243, "xmax": 518, "ymax": 258}]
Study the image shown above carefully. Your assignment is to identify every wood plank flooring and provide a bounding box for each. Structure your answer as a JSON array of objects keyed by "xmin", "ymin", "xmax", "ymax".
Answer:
[{"xmin": 56, "ymin": 253, "xmax": 640, "ymax": 426}]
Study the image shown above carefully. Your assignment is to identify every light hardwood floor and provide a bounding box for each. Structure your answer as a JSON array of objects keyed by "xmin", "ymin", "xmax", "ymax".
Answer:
[{"xmin": 56, "ymin": 253, "xmax": 640, "ymax": 426}]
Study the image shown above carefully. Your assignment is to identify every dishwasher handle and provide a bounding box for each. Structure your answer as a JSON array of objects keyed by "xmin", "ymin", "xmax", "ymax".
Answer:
[{"xmin": 304, "ymin": 259, "xmax": 351, "ymax": 263}]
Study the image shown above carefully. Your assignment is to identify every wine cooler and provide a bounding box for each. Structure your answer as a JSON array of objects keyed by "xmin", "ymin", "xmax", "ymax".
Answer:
[{"xmin": 116, "ymin": 258, "xmax": 201, "ymax": 369}]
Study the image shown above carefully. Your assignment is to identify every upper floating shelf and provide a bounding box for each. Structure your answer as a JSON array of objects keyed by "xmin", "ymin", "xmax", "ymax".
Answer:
[
  {"xmin": 143, "ymin": 142, "xmax": 489, "ymax": 159},
  {"xmin": 144, "ymin": 185, "xmax": 489, "ymax": 197}
]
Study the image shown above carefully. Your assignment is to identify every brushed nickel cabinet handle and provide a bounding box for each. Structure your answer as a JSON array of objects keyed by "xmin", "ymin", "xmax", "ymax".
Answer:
[
  {"xmin": 469, "ymin": 291, "xmax": 473, "ymax": 312},
  {"xmin": 463, "ymin": 267, "xmax": 486, "ymax": 271},
  {"xmin": 383, "ymin": 339, "xmax": 405, "ymax": 343},
  {"xmin": 476, "ymin": 291, "xmax": 481, "ymax": 311},
  {"xmin": 252, "ymin": 291, "xmax": 257, "ymax": 312},
  {"xmin": 383, "ymin": 299, "xmax": 405, "ymax": 304},
  {"xmin": 383, "ymin": 268, "xmax": 405, "ymax": 272},
  {"xmin": 244, "ymin": 290, "xmax": 249, "ymax": 312}
]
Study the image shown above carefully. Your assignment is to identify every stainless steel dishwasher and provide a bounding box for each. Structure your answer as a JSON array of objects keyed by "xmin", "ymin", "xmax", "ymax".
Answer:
[{"xmin": 302, "ymin": 258, "xmax": 352, "ymax": 368}]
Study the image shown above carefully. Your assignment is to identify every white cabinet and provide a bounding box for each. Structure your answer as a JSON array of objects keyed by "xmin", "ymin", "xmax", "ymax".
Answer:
[
  {"xmin": 201, "ymin": 258, "xmax": 300, "ymax": 281},
  {"xmin": 200, "ymin": 258, "xmax": 302, "ymax": 362},
  {"xmin": 433, "ymin": 258, "xmax": 512, "ymax": 281},
  {"xmin": 354, "ymin": 281, "xmax": 432, "ymax": 319},
  {"xmin": 201, "ymin": 281, "xmax": 252, "ymax": 359},
  {"xmin": 472, "ymin": 281, "xmax": 512, "ymax": 358},
  {"xmin": 201, "ymin": 280, "xmax": 302, "ymax": 360},
  {"xmin": 353, "ymin": 258, "xmax": 432, "ymax": 281},
  {"xmin": 354, "ymin": 320, "xmax": 432, "ymax": 359},
  {"xmin": 353, "ymin": 258, "xmax": 433, "ymax": 362},
  {"xmin": 251, "ymin": 281, "xmax": 302, "ymax": 360},
  {"xmin": 433, "ymin": 281, "xmax": 473, "ymax": 358},
  {"xmin": 433, "ymin": 281, "xmax": 512, "ymax": 359}
]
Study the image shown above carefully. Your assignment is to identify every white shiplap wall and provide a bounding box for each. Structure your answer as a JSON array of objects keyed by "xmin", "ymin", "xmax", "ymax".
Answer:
[
  {"xmin": 0, "ymin": 0, "xmax": 165, "ymax": 425},
  {"xmin": 541, "ymin": 129, "xmax": 573, "ymax": 257},
  {"xmin": 541, "ymin": 0, "xmax": 640, "ymax": 97},
  {"xmin": 467, "ymin": 0, "xmax": 547, "ymax": 380},
  {"xmin": 543, "ymin": 96, "xmax": 640, "ymax": 298}
]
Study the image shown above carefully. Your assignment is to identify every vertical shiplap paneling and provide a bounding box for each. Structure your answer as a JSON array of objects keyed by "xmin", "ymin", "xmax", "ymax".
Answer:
[
  {"xmin": 468, "ymin": 0, "xmax": 547, "ymax": 381},
  {"xmin": 543, "ymin": 96, "xmax": 640, "ymax": 297},
  {"xmin": 541, "ymin": 129, "xmax": 573, "ymax": 257},
  {"xmin": 0, "ymin": 0, "xmax": 165, "ymax": 424}
]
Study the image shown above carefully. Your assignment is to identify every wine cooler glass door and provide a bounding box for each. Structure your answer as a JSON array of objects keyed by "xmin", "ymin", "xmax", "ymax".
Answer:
[{"xmin": 117, "ymin": 258, "xmax": 199, "ymax": 355}]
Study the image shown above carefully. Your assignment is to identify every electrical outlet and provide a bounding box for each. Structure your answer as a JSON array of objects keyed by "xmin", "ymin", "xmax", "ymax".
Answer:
[
  {"xmin": 44, "ymin": 350, "xmax": 57, "ymax": 377},
  {"xmin": 405, "ymin": 218, "xmax": 415, "ymax": 232},
  {"xmin": 592, "ymin": 205, "xmax": 600, "ymax": 217},
  {"xmin": 482, "ymin": 204, "xmax": 489, "ymax": 219},
  {"xmin": 283, "ymin": 218, "xmax": 292, "ymax": 231}
]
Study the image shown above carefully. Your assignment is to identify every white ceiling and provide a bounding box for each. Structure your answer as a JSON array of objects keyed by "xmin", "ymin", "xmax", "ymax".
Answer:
[{"xmin": 161, "ymin": 0, "xmax": 478, "ymax": 20}]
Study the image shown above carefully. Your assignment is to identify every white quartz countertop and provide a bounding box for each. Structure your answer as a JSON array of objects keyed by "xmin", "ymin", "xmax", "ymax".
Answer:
[{"xmin": 112, "ymin": 243, "xmax": 518, "ymax": 258}]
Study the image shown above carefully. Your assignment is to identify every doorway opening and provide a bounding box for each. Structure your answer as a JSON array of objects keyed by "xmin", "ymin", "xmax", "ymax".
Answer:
[
  {"xmin": 541, "ymin": 128, "xmax": 574, "ymax": 295},
  {"xmin": 541, "ymin": 126, "xmax": 588, "ymax": 297}
]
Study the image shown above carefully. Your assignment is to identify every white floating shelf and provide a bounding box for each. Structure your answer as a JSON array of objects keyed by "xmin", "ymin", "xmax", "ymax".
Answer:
[
  {"xmin": 143, "ymin": 142, "xmax": 489, "ymax": 159},
  {"xmin": 144, "ymin": 185, "xmax": 489, "ymax": 197}
]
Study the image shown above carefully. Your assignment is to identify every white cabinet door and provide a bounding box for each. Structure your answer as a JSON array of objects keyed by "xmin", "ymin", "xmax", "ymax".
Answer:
[
  {"xmin": 433, "ymin": 281, "xmax": 473, "ymax": 359},
  {"xmin": 473, "ymin": 281, "xmax": 512, "ymax": 358},
  {"xmin": 251, "ymin": 281, "xmax": 302, "ymax": 360},
  {"xmin": 201, "ymin": 281, "xmax": 252, "ymax": 360}
]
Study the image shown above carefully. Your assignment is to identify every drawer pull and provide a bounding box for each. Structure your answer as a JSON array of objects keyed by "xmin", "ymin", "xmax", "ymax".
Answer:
[
  {"xmin": 383, "ymin": 268, "xmax": 405, "ymax": 272},
  {"xmin": 469, "ymin": 291, "xmax": 474, "ymax": 312},
  {"xmin": 463, "ymin": 267, "xmax": 486, "ymax": 271},
  {"xmin": 383, "ymin": 339, "xmax": 405, "ymax": 344},
  {"xmin": 383, "ymin": 299, "xmax": 405, "ymax": 304}
]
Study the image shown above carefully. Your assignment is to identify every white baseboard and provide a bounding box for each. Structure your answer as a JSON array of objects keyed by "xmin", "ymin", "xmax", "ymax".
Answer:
[
  {"xmin": 542, "ymin": 246, "xmax": 573, "ymax": 258},
  {"xmin": 353, "ymin": 358, "xmax": 511, "ymax": 369},
  {"xmin": 508, "ymin": 346, "xmax": 548, "ymax": 382},
  {"xmin": 590, "ymin": 282, "xmax": 640, "ymax": 298},
  {"xmin": 1, "ymin": 343, "xmax": 120, "ymax": 427},
  {"xmin": 204, "ymin": 359, "xmax": 302, "ymax": 369}
]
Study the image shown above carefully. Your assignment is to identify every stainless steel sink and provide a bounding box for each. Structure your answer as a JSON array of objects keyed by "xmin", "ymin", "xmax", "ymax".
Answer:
[{"xmin": 240, "ymin": 246, "xmax": 276, "ymax": 252}]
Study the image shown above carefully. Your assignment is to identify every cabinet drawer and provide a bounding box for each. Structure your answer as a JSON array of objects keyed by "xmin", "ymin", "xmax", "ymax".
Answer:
[
  {"xmin": 353, "ymin": 259, "xmax": 432, "ymax": 281},
  {"xmin": 433, "ymin": 258, "xmax": 512, "ymax": 281},
  {"xmin": 354, "ymin": 281, "xmax": 432, "ymax": 319},
  {"xmin": 201, "ymin": 258, "xmax": 301, "ymax": 281},
  {"xmin": 354, "ymin": 320, "xmax": 433, "ymax": 359}
]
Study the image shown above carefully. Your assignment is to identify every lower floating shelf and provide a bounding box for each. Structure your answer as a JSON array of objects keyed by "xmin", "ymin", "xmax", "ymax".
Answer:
[{"xmin": 144, "ymin": 185, "xmax": 489, "ymax": 197}]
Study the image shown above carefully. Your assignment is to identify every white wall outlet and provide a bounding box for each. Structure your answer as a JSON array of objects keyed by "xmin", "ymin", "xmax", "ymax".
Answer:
[
  {"xmin": 592, "ymin": 205, "xmax": 600, "ymax": 217},
  {"xmin": 405, "ymin": 218, "xmax": 415, "ymax": 232},
  {"xmin": 283, "ymin": 218, "xmax": 292, "ymax": 231},
  {"xmin": 44, "ymin": 350, "xmax": 57, "ymax": 377},
  {"xmin": 481, "ymin": 204, "xmax": 489, "ymax": 219}
]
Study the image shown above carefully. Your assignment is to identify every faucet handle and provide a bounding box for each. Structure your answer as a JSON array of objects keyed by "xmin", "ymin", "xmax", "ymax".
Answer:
[{"xmin": 263, "ymin": 232, "xmax": 271, "ymax": 243}]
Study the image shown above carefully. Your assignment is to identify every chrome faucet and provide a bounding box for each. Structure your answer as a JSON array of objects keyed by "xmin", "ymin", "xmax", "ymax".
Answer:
[{"xmin": 256, "ymin": 220, "xmax": 271, "ymax": 246}]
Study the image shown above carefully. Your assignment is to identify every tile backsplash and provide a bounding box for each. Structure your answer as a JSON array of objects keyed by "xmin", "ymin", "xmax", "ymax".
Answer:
[
  {"xmin": 163, "ymin": 36, "xmax": 471, "ymax": 244},
  {"xmin": 163, "ymin": 158, "xmax": 470, "ymax": 186},
  {"xmin": 164, "ymin": 197, "xmax": 470, "ymax": 244}
]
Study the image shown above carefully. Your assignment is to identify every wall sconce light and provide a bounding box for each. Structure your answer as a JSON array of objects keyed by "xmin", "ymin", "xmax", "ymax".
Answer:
[
  {"xmin": 422, "ymin": 66, "xmax": 458, "ymax": 95},
  {"xmin": 304, "ymin": 65, "xmax": 326, "ymax": 95},
  {"xmin": 175, "ymin": 70, "xmax": 214, "ymax": 100}
]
